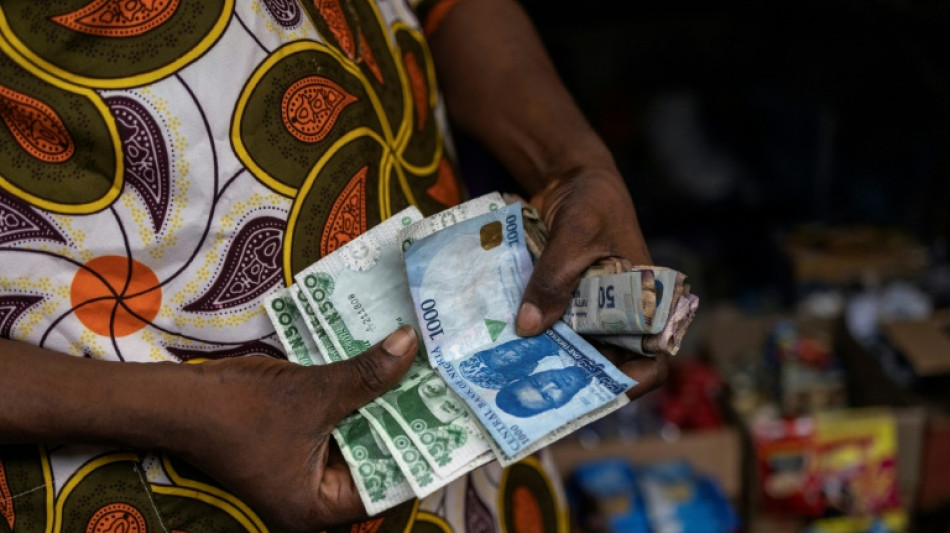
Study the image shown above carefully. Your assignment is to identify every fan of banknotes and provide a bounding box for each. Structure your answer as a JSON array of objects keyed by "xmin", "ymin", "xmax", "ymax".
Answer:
[{"xmin": 263, "ymin": 192, "xmax": 698, "ymax": 514}]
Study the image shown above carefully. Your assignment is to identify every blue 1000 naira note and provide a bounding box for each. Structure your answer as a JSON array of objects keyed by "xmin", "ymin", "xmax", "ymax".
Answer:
[{"xmin": 404, "ymin": 203, "xmax": 636, "ymax": 457}]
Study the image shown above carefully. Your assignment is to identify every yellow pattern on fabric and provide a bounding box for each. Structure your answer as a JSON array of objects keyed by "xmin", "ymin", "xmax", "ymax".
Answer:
[
  {"xmin": 389, "ymin": 21, "xmax": 441, "ymax": 176},
  {"xmin": 138, "ymin": 331, "xmax": 167, "ymax": 362},
  {"xmin": 49, "ymin": 214, "xmax": 86, "ymax": 254},
  {"xmin": 69, "ymin": 330, "xmax": 110, "ymax": 359},
  {"xmin": 121, "ymin": 193, "xmax": 154, "ymax": 246},
  {"xmin": 416, "ymin": 511, "xmax": 453, "ymax": 532},
  {"xmin": 40, "ymin": 445, "xmax": 54, "ymax": 533},
  {"xmin": 0, "ymin": 1, "xmax": 234, "ymax": 89},
  {"xmin": 161, "ymin": 454, "xmax": 268, "ymax": 533}
]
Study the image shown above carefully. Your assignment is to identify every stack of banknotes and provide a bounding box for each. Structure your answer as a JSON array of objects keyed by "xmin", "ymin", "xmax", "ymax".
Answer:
[{"xmin": 262, "ymin": 192, "xmax": 698, "ymax": 514}]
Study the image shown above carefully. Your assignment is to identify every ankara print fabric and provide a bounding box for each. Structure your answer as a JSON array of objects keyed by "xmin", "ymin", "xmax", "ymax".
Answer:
[{"xmin": 0, "ymin": 0, "xmax": 565, "ymax": 531}]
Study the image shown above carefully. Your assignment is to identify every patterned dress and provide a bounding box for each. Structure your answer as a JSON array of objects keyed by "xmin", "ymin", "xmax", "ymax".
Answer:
[{"xmin": 0, "ymin": 0, "xmax": 568, "ymax": 531}]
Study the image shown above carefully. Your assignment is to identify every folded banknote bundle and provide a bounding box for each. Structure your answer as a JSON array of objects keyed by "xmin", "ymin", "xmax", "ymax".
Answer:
[
  {"xmin": 262, "ymin": 192, "xmax": 698, "ymax": 514},
  {"xmin": 520, "ymin": 203, "xmax": 700, "ymax": 357}
]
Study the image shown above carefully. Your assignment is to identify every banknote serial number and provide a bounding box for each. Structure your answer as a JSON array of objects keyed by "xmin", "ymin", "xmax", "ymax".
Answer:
[
  {"xmin": 349, "ymin": 294, "xmax": 375, "ymax": 332},
  {"xmin": 419, "ymin": 299, "xmax": 444, "ymax": 340}
]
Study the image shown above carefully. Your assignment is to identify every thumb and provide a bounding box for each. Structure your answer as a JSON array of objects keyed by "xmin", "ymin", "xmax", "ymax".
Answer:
[
  {"xmin": 326, "ymin": 325, "xmax": 418, "ymax": 420},
  {"xmin": 516, "ymin": 233, "xmax": 596, "ymax": 337}
]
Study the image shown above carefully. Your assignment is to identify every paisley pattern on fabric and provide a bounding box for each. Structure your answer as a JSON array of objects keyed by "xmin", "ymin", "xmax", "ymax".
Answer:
[
  {"xmin": 0, "ymin": 46, "xmax": 121, "ymax": 214},
  {"xmin": 0, "ymin": 295, "xmax": 43, "ymax": 339},
  {"xmin": 0, "ymin": 0, "xmax": 233, "ymax": 88},
  {"xmin": 322, "ymin": 165, "xmax": 368, "ymax": 256},
  {"xmin": 313, "ymin": 0, "xmax": 357, "ymax": 58},
  {"xmin": 464, "ymin": 477, "xmax": 494, "ymax": 533},
  {"xmin": 0, "ymin": 445, "xmax": 50, "ymax": 533},
  {"xmin": 232, "ymin": 41, "xmax": 382, "ymax": 198},
  {"xmin": 184, "ymin": 216, "xmax": 285, "ymax": 312},
  {"xmin": 236, "ymin": 3, "xmax": 453, "ymax": 280},
  {"xmin": 0, "ymin": 462, "xmax": 13, "ymax": 531},
  {"xmin": 301, "ymin": 0, "xmax": 405, "ymax": 145},
  {"xmin": 426, "ymin": 158, "xmax": 461, "ymax": 208},
  {"xmin": 56, "ymin": 455, "xmax": 156, "ymax": 532},
  {"xmin": 0, "ymin": 83, "xmax": 75, "ymax": 163},
  {"xmin": 107, "ymin": 95, "xmax": 171, "ymax": 233},
  {"xmin": 281, "ymin": 76, "xmax": 358, "ymax": 144},
  {"xmin": 261, "ymin": 0, "xmax": 302, "ymax": 27},
  {"xmin": 165, "ymin": 341, "xmax": 286, "ymax": 362},
  {"xmin": 151, "ymin": 486, "xmax": 265, "ymax": 533},
  {"xmin": 0, "ymin": 191, "xmax": 67, "ymax": 246},
  {"xmin": 51, "ymin": 0, "xmax": 181, "ymax": 38}
]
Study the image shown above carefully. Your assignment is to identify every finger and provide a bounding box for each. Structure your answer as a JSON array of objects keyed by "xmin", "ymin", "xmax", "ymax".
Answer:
[
  {"xmin": 325, "ymin": 325, "xmax": 418, "ymax": 420},
  {"xmin": 316, "ymin": 440, "xmax": 370, "ymax": 526},
  {"xmin": 516, "ymin": 223, "xmax": 603, "ymax": 336}
]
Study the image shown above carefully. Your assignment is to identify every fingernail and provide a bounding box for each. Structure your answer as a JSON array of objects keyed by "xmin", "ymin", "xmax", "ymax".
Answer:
[
  {"xmin": 516, "ymin": 303, "xmax": 542, "ymax": 336},
  {"xmin": 382, "ymin": 325, "xmax": 415, "ymax": 357}
]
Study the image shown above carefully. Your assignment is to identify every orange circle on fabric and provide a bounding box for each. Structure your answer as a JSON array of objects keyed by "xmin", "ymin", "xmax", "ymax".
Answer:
[{"xmin": 71, "ymin": 256, "xmax": 161, "ymax": 337}]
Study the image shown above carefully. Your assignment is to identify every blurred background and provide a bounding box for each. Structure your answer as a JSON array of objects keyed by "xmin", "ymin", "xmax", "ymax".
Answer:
[{"xmin": 458, "ymin": 1, "xmax": 950, "ymax": 531}]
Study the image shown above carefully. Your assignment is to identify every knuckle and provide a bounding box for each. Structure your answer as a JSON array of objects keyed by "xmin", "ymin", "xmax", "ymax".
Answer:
[{"xmin": 553, "ymin": 209, "xmax": 603, "ymax": 244}]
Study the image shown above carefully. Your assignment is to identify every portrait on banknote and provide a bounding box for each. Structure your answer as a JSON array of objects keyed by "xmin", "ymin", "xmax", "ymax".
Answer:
[
  {"xmin": 460, "ymin": 333, "xmax": 598, "ymax": 417},
  {"xmin": 495, "ymin": 367, "xmax": 592, "ymax": 417},
  {"xmin": 458, "ymin": 336, "xmax": 552, "ymax": 389},
  {"xmin": 393, "ymin": 374, "xmax": 471, "ymax": 458}
]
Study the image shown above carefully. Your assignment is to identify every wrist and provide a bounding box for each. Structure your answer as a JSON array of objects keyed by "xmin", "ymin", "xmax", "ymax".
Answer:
[{"xmin": 106, "ymin": 360, "xmax": 209, "ymax": 455}]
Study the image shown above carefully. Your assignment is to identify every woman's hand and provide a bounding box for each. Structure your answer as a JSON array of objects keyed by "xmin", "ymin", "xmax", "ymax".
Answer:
[
  {"xmin": 515, "ymin": 171, "xmax": 668, "ymax": 400},
  {"xmin": 171, "ymin": 325, "xmax": 418, "ymax": 532},
  {"xmin": 1, "ymin": 326, "xmax": 417, "ymax": 531}
]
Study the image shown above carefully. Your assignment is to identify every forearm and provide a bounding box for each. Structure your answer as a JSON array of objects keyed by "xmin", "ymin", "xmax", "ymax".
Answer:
[
  {"xmin": 428, "ymin": 0, "xmax": 620, "ymax": 195},
  {"xmin": 0, "ymin": 338, "xmax": 200, "ymax": 452}
]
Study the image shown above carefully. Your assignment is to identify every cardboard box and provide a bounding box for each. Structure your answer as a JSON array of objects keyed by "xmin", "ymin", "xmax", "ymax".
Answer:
[
  {"xmin": 881, "ymin": 310, "xmax": 950, "ymax": 377},
  {"xmin": 782, "ymin": 225, "xmax": 928, "ymax": 286}
]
